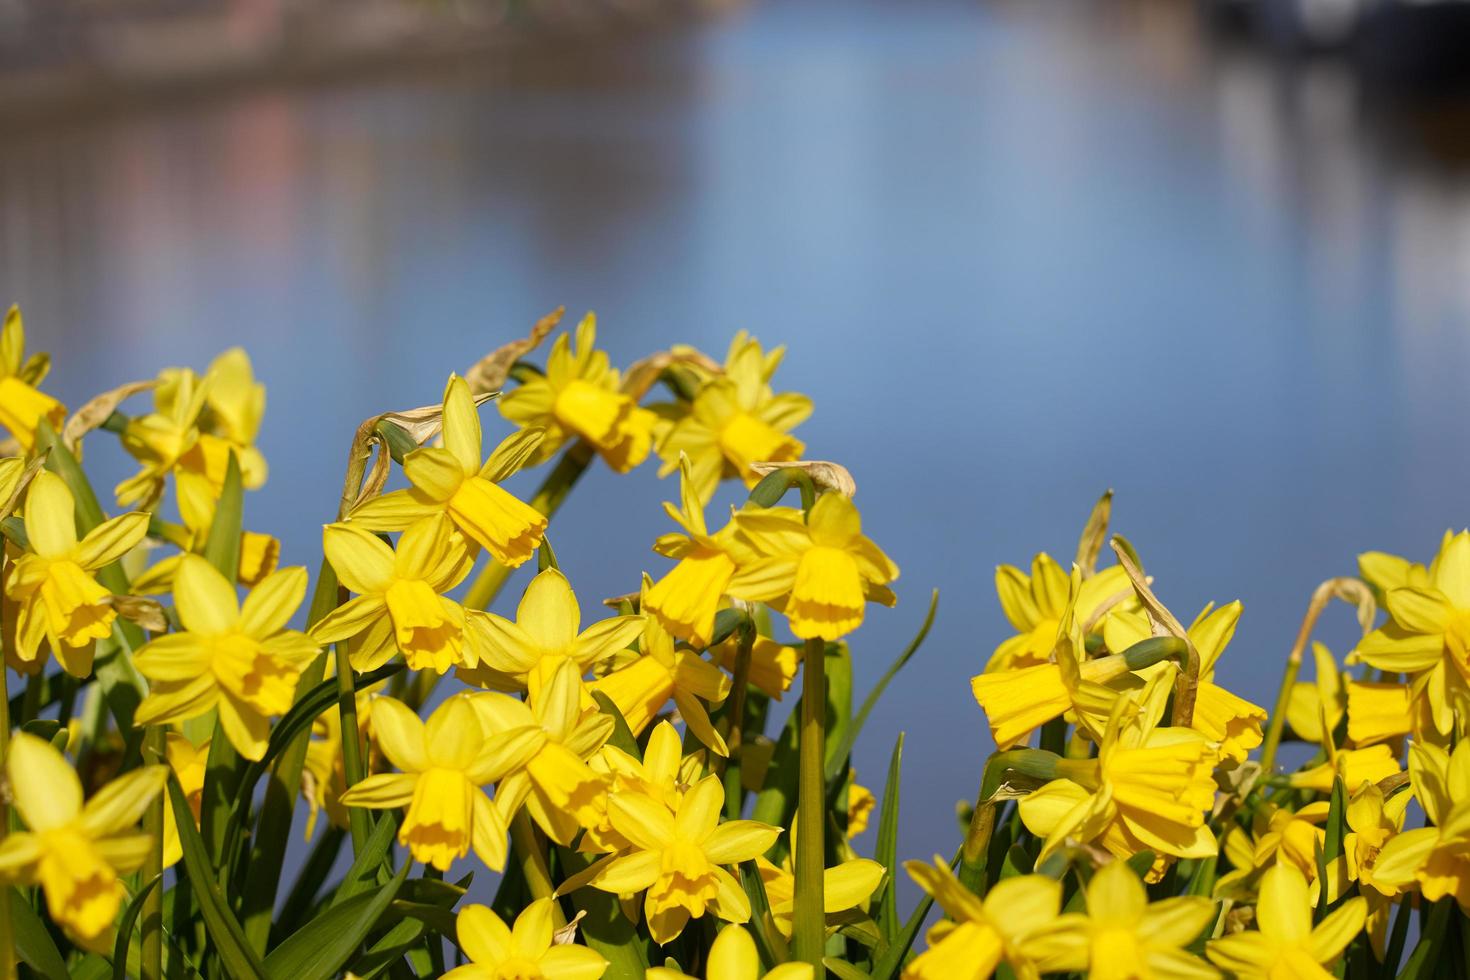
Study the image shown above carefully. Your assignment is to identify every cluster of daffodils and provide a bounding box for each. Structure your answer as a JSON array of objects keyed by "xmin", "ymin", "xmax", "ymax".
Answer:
[{"xmin": 0, "ymin": 302, "xmax": 1459, "ymax": 980}]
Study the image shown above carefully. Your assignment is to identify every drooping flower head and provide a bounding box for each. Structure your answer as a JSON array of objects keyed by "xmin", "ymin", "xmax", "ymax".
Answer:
[
  {"xmin": 655, "ymin": 332, "xmax": 813, "ymax": 504},
  {"xmin": 644, "ymin": 455, "xmax": 746, "ymax": 647},
  {"xmin": 499, "ymin": 314, "xmax": 657, "ymax": 473},
  {"xmin": 0, "ymin": 733, "xmax": 166, "ymax": 944},
  {"xmin": 442, "ymin": 899, "xmax": 608, "ymax": 980},
  {"xmin": 348, "ymin": 374, "xmax": 548, "ymax": 568},
  {"xmin": 0, "ymin": 305, "xmax": 66, "ymax": 452},
  {"xmin": 7, "ymin": 470, "xmax": 150, "ymax": 676}
]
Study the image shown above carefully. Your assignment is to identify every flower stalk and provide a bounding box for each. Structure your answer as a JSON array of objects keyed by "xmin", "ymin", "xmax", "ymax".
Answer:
[{"xmin": 792, "ymin": 636, "xmax": 827, "ymax": 969}]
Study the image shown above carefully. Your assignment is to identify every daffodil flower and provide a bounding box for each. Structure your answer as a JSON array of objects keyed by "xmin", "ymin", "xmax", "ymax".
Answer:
[
  {"xmin": 7, "ymin": 470, "xmax": 150, "ymax": 676},
  {"xmin": 1285, "ymin": 642, "xmax": 1347, "ymax": 745},
  {"xmin": 902, "ymin": 857, "xmax": 1061, "ymax": 980},
  {"xmin": 311, "ymin": 515, "xmax": 484, "ymax": 673},
  {"xmin": 444, "ymin": 899, "xmax": 607, "ymax": 980},
  {"xmin": 988, "ymin": 554, "xmax": 1132, "ymax": 672},
  {"xmin": 500, "ymin": 314, "xmax": 656, "ymax": 473},
  {"xmin": 459, "ymin": 567, "xmax": 641, "ymax": 693},
  {"xmin": 1371, "ymin": 740, "xmax": 1470, "ymax": 911},
  {"xmin": 644, "ymin": 455, "xmax": 748, "ymax": 646},
  {"xmin": 1104, "ymin": 601, "xmax": 1265, "ymax": 765},
  {"xmin": 846, "ymin": 780, "xmax": 875, "ymax": 837},
  {"xmin": 339, "ymin": 694, "xmax": 539, "ymax": 871},
  {"xmin": 1288, "ymin": 744, "xmax": 1400, "ymax": 795},
  {"xmin": 161, "ymin": 733, "xmax": 209, "ymax": 868},
  {"xmin": 1206, "ymin": 864, "xmax": 1366, "ymax": 979},
  {"xmin": 186, "ymin": 348, "xmax": 268, "ymax": 488},
  {"xmin": 754, "ymin": 852, "xmax": 885, "ymax": 939},
  {"xmin": 1215, "ymin": 802, "xmax": 1332, "ymax": 896},
  {"xmin": 1344, "ymin": 781, "xmax": 1410, "ymax": 959},
  {"xmin": 592, "ymin": 601, "xmax": 731, "ymax": 755},
  {"xmin": 655, "ymin": 332, "xmax": 812, "ymax": 504},
  {"xmin": 728, "ymin": 492, "xmax": 899, "ymax": 642},
  {"xmin": 0, "ymin": 306, "xmax": 65, "ymax": 452},
  {"xmin": 348, "ymin": 375, "xmax": 547, "ymax": 568},
  {"xmin": 115, "ymin": 367, "xmax": 210, "ymax": 508},
  {"xmin": 133, "ymin": 554, "xmax": 320, "ymax": 759},
  {"xmin": 712, "ymin": 632, "xmax": 798, "ymax": 700},
  {"xmin": 1354, "ymin": 530, "xmax": 1470, "ymax": 738},
  {"xmin": 1019, "ymin": 672, "xmax": 1219, "ymax": 871},
  {"xmin": 0, "ymin": 733, "xmax": 167, "ymax": 943},
  {"xmin": 1029, "ymin": 859, "xmax": 1219, "ymax": 980},
  {"xmin": 577, "ymin": 774, "xmax": 780, "ymax": 945},
  {"xmin": 647, "ymin": 924, "xmax": 813, "ymax": 980},
  {"xmin": 582, "ymin": 720, "xmax": 699, "ymax": 854},
  {"xmin": 470, "ymin": 659, "xmax": 614, "ymax": 846}
]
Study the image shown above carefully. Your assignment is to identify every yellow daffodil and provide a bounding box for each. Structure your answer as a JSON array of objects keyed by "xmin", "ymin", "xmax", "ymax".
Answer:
[
  {"xmin": 647, "ymin": 923, "xmax": 812, "ymax": 980},
  {"xmin": 1288, "ymin": 744, "xmax": 1400, "ymax": 795},
  {"xmin": 1218, "ymin": 802, "xmax": 1331, "ymax": 891},
  {"xmin": 1206, "ymin": 864, "xmax": 1365, "ymax": 979},
  {"xmin": 187, "ymin": 348, "xmax": 268, "ymax": 488},
  {"xmin": 1286, "ymin": 643, "xmax": 1346, "ymax": 745},
  {"xmin": 644, "ymin": 454, "xmax": 749, "ymax": 646},
  {"xmin": 728, "ymin": 492, "xmax": 899, "ymax": 641},
  {"xmin": 579, "ymin": 774, "xmax": 780, "ymax": 945},
  {"xmin": 1104, "ymin": 601, "xmax": 1265, "ymax": 765},
  {"xmin": 470, "ymin": 659, "xmax": 614, "ymax": 846},
  {"xmin": 311, "ymin": 515, "xmax": 485, "ymax": 673},
  {"xmin": 846, "ymin": 781, "xmax": 875, "ymax": 837},
  {"xmin": 988, "ymin": 555, "xmax": 1131, "ymax": 672},
  {"xmin": 131, "ymin": 528, "xmax": 282, "ymax": 595},
  {"xmin": 115, "ymin": 367, "xmax": 210, "ymax": 508},
  {"xmin": 1020, "ymin": 672, "xmax": 1219, "ymax": 869},
  {"xmin": 713, "ymin": 632, "xmax": 798, "ymax": 700},
  {"xmin": 161, "ymin": 733, "xmax": 209, "ymax": 868},
  {"xmin": 655, "ymin": 333, "xmax": 812, "ymax": 504},
  {"xmin": 500, "ymin": 314, "xmax": 656, "ymax": 473},
  {"xmin": 593, "ymin": 601, "xmax": 732, "ymax": 755},
  {"xmin": 459, "ymin": 567, "xmax": 641, "ymax": 693},
  {"xmin": 1372, "ymin": 740, "xmax": 1470, "ymax": 910},
  {"xmin": 1354, "ymin": 530, "xmax": 1470, "ymax": 738},
  {"xmin": 443, "ymin": 899, "xmax": 607, "ymax": 980},
  {"xmin": 754, "ymin": 852, "xmax": 884, "ymax": 938},
  {"xmin": 0, "ymin": 733, "xmax": 167, "ymax": 943},
  {"xmin": 339, "ymin": 694, "xmax": 538, "ymax": 871},
  {"xmin": 1344, "ymin": 781, "xmax": 1410, "ymax": 959},
  {"xmin": 1029, "ymin": 859, "xmax": 1218, "ymax": 980},
  {"xmin": 973, "ymin": 569, "xmax": 1149, "ymax": 749},
  {"xmin": 7, "ymin": 471, "xmax": 149, "ymax": 676},
  {"xmin": 133, "ymin": 555, "xmax": 319, "ymax": 759},
  {"xmin": 348, "ymin": 375, "xmax": 547, "ymax": 568},
  {"xmin": 583, "ymin": 720, "xmax": 699, "ymax": 853},
  {"xmin": 0, "ymin": 306, "xmax": 65, "ymax": 452},
  {"xmin": 1345, "ymin": 679, "xmax": 1415, "ymax": 747},
  {"xmin": 902, "ymin": 857, "xmax": 1061, "ymax": 980}
]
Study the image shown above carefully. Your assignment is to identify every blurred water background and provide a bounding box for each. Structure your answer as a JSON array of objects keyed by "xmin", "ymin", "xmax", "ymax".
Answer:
[{"xmin": 6, "ymin": 0, "xmax": 1470, "ymax": 902}]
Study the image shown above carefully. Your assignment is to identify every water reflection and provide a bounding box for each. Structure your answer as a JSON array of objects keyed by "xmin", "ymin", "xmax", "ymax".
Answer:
[{"xmin": 4, "ymin": 0, "xmax": 1470, "ymax": 888}]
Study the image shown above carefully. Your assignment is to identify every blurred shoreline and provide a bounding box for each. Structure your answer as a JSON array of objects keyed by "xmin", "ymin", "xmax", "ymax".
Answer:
[{"xmin": 0, "ymin": 0, "xmax": 737, "ymax": 126}]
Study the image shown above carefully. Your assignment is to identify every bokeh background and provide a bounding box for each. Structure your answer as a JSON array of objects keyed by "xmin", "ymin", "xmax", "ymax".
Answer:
[{"xmin": 6, "ymin": 0, "xmax": 1470, "ymax": 906}]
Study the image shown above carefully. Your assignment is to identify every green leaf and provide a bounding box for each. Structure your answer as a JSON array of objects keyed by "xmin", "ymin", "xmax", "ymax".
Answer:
[
  {"xmin": 70, "ymin": 955, "xmax": 113, "ymax": 980},
  {"xmin": 9, "ymin": 887, "xmax": 69, "ymax": 980},
  {"xmin": 823, "ymin": 590, "xmax": 938, "ymax": 783},
  {"xmin": 1382, "ymin": 894, "xmax": 1413, "ymax": 977},
  {"xmin": 739, "ymin": 859, "xmax": 788, "ymax": 969},
  {"xmin": 276, "ymin": 826, "xmax": 347, "ymax": 934},
  {"xmin": 751, "ymin": 693, "xmax": 801, "ymax": 856},
  {"xmin": 263, "ymin": 859, "xmax": 409, "ymax": 980},
  {"xmin": 203, "ymin": 450, "xmax": 244, "ymax": 578},
  {"xmin": 1126, "ymin": 850, "xmax": 1157, "ymax": 880},
  {"xmin": 590, "ymin": 691, "xmax": 641, "ymax": 762},
  {"xmin": 872, "ymin": 733, "xmax": 904, "ymax": 942},
  {"xmin": 113, "ymin": 873, "xmax": 163, "ymax": 980},
  {"xmin": 166, "ymin": 771, "xmax": 268, "ymax": 980},
  {"xmin": 867, "ymin": 889, "xmax": 933, "ymax": 980},
  {"xmin": 1185, "ymin": 854, "xmax": 1217, "ymax": 897},
  {"xmin": 825, "ymin": 958, "xmax": 872, "ymax": 980},
  {"xmin": 1397, "ymin": 897, "xmax": 1452, "ymax": 980},
  {"xmin": 824, "ymin": 643, "xmax": 853, "ymax": 777},
  {"xmin": 1316, "ymin": 776, "xmax": 1348, "ymax": 921},
  {"xmin": 330, "ymin": 812, "xmax": 397, "ymax": 907},
  {"xmin": 536, "ymin": 535, "xmax": 559, "ymax": 572}
]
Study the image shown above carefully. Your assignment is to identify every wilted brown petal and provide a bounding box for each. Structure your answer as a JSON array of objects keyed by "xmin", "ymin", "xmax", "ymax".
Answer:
[
  {"xmin": 748, "ymin": 459, "xmax": 858, "ymax": 498},
  {"xmin": 463, "ymin": 307, "xmax": 565, "ymax": 395}
]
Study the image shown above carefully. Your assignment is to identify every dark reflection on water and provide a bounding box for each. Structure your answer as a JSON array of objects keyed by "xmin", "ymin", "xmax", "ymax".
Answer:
[{"xmin": 5, "ymin": 0, "xmax": 1470, "ymax": 890}]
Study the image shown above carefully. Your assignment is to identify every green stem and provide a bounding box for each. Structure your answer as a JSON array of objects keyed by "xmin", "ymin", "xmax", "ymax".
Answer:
[
  {"xmin": 334, "ymin": 633, "xmax": 369, "ymax": 854},
  {"xmin": 722, "ymin": 615, "xmax": 756, "ymax": 819},
  {"xmin": 1259, "ymin": 580, "xmax": 1339, "ymax": 776},
  {"xmin": 141, "ymin": 726, "xmax": 165, "ymax": 980},
  {"xmin": 792, "ymin": 638, "xmax": 827, "ymax": 969},
  {"xmin": 508, "ymin": 811, "xmax": 564, "ymax": 927},
  {"xmin": 463, "ymin": 441, "xmax": 594, "ymax": 612}
]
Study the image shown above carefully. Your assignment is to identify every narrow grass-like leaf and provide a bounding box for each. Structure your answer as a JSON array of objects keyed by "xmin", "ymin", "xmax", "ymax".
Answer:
[
  {"xmin": 330, "ymin": 813, "xmax": 397, "ymax": 907},
  {"xmin": 825, "ymin": 958, "xmax": 871, "ymax": 980},
  {"xmin": 867, "ymin": 890, "xmax": 933, "ymax": 980},
  {"xmin": 739, "ymin": 859, "xmax": 787, "ymax": 969},
  {"xmin": 166, "ymin": 772, "xmax": 268, "ymax": 980},
  {"xmin": 113, "ymin": 873, "xmax": 163, "ymax": 980},
  {"xmin": 1397, "ymin": 897, "xmax": 1451, "ymax": 980},
  {"xmin": 10, "ymin": 887, "xmax": 69, "ymax": 980},
  {"xmin": 1315, "ymin": 775, "xmax": 1347, "ymax": 922},
  {"xmin": 824, "ymin": 591, "xmax": 937, "ymax": 783},
  {"xmin": 1382, "ymin": 894, "xmax": 1412, "ymax": 977},
  {"xmin": 872, "ymin": 733, "xmax": 903, "ymax": 942},
  {"xmin": 202, "ymin": 450, "xmax": 243, "ymax": 578},
  {"xmin": 263, "ymin": 859, "xmax": 409, "ymax": 980},
  {"xmin": 751, "ymin": 694, "xmax": 801, "ymax": 857}
]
